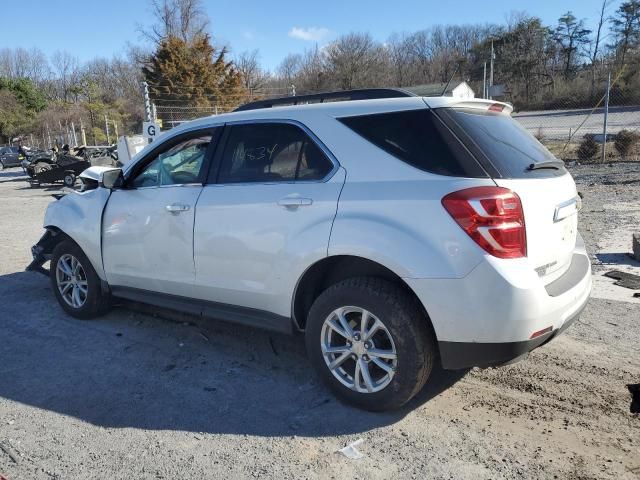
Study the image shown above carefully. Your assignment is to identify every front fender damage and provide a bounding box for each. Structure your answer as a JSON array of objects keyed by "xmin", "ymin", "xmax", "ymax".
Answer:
[{"xmin": 26, "ymin": 187, "xmax": 112, "ymax": 279}]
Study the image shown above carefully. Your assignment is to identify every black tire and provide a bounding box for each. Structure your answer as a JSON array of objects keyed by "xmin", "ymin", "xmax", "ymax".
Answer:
[
  {"xmin": 63, "ymin": 172, "xmax": 76, "ymax": 188},
  {"xmin": 50, "ymin": 240, "xmax": 111, "ymax": 319},
  {"xmin": 305, "ymin": 277, "xmax": 435, "ymax": 411}
]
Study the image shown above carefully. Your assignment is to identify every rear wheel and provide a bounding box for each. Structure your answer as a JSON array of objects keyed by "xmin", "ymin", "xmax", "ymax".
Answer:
[
  {"xmin": 63, "ymin": 172, "xmax": 76, "ymax": 188},
  {"xmin": 50, "ymin": 240, "xmax": 111, "ymax": 319},
  {"xmin": 305, "ymin": 277, "xmax": 435, "ymax": 411}
]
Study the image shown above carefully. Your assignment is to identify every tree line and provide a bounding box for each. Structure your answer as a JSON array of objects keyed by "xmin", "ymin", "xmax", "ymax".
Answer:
[
  {"xmin": 0, "ymin": 0, "xmax": 639, "ymax": 145},
  {"xmin": 262, "ymin": 2, "xmax": 640, "ymax": 109}
]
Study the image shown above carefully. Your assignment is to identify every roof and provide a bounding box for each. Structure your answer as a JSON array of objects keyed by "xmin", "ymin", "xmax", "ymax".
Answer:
[
  {"xmin": 126, "ymin": 96, "xmax": 511, "ymax": 171},
  {"xmin": 405, "ymin": 81, "xmax": 471, "ymax": 97}
]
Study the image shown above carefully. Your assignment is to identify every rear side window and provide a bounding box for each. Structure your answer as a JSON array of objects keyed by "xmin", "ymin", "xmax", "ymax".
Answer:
[
  {"xmin": 338, "ymin": 109, "xmax": 486, "ymax": 177},
  {"xmin": 218, "ymin": 123, "xmax": 334, "ymax": 183},
  {"xmin": 441, "ymin": 108, "xmax": 566, "ymax": 178}
]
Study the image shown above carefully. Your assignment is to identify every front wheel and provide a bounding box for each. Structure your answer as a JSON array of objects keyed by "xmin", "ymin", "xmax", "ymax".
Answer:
[
  {"xmin": 50, "ymin": 240, "xmax": 111, "ymax": 319},
  {"xmin": 305, "ymin": 277, "xmax": 435, "ymax": 411}
]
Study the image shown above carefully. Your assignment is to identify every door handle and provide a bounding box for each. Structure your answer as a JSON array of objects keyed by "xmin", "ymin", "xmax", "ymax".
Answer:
[
  {"xmin": 165, "ymin": 203, "xmax": 190, "ymax": 214},
  {"xmin": 278, "ymin": 197, "xmax": 313, "ymax": 208}
]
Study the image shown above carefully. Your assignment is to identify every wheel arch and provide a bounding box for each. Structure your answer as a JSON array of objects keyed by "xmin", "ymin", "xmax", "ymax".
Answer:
[{"xmin": 292, "ymin": 255, "xmax": 437, "ymax": 339}]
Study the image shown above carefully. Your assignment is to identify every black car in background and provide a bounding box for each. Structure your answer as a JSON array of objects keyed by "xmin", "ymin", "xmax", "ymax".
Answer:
[{"xmin": 0, "ymin": 146, "xmax": 24, "ymax": 169}]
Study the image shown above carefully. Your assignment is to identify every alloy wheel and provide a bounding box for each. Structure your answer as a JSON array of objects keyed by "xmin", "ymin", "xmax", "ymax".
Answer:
[
  {"xmin": 320, "ymin": 306, "xmax": 398, "ymax": 393},
  {"xmin": 56, "ymin": 254, "xmax": 88, "ymax": 309}
]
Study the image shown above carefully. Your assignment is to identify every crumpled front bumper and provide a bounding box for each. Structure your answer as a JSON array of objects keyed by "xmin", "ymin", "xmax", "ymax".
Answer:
[{"xmin": 26, "ymin": 229, "xmax": 59, "ymax": 276}]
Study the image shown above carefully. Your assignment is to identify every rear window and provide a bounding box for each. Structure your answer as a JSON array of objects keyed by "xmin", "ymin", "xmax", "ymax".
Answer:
[
  {"xmin": 338, "ymin": 109, "xmax": 487, "ymax": 177},
  {"xmin": 442, "ymin": 108, "xmax": 566, "ymax": 178}
]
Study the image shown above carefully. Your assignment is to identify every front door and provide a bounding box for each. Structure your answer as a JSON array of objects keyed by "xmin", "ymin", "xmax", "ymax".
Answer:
[{"xmin": 102, "ymin": 130, "xmax": 216, "ymax": 296}]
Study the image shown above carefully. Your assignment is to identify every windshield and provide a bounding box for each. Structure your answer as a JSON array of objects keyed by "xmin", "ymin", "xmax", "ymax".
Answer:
[{"xmin": 443, "ymin": 108, "xmax": 566, "ymax": 178}]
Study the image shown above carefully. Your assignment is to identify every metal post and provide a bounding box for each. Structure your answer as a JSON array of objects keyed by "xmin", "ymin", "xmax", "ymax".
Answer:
[
  {"xmin": 489, "ymin": 41, "xmax": 494, "ymax": 100},
  {"xmin": 80, "ymin": 119, "xmax": 87, "ymax": 146},
  {"xmin": 105, "ymin": 115, "xmax": 111, "ymax": 144},
  {"xmin": 71, "ymin": 122, "xmax": 78, "ymax": 146},
  {"xmin": 602, "ymin": 71, "xmax": 611, "ymax": 162},
  {"xmin": 483, "ymin": 62, "xmax": 487, "ymax": 99},
  {"xmin": 152, "ymin": 103, "xmax": 157, "ymax": 122},
  {"xmin": 114, "ymin": 122, "xmax": 119, "ymax": 139},
  {"xmin": 143, "ymin": 81, "xmax": 152, "ymax": 122}
]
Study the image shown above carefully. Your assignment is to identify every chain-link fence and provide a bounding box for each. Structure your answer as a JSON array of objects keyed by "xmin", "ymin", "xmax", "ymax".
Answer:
[{"xmin": 150, "ymin": 66, "xmax": 640, "ymax": 163}]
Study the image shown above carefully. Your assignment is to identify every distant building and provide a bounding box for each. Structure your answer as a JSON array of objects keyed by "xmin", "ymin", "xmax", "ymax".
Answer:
[{"xmin": 405, "ymin": 81, "xmax": 475, "ymax": 99}]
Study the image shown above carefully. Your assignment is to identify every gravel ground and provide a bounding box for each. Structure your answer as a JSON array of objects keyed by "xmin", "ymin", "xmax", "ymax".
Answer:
[{"xmin": 0, "ymin": 165, "xmax": 638, "ymax": 480}]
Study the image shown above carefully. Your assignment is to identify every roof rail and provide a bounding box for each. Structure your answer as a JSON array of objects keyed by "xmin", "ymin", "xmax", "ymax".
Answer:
[{"xmin": 234, "ymin": 88, "xmax": 416, "ymax": 112}]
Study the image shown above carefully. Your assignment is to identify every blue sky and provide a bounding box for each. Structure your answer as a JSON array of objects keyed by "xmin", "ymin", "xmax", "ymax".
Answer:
[{"xmin": 2, "ymin": 0, "xmax": 621, "ymax": 71}]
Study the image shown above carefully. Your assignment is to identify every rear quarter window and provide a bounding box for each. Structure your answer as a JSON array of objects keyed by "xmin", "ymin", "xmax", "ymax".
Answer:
[
  {"xmin": 439, "ymin": 108, "xmax": 567, "ymax": 178},
  {"xmin": 338, "ymin": 109, "xmax": 487, "ymax": 177}
]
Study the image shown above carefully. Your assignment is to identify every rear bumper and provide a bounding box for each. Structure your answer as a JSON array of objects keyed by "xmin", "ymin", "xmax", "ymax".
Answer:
[
  {"xmin": 437, "ymin": 293, "xmax": 588, "ymax": 369},
  {"xmin": 405, "ymin": 234, "xmax": 592, "ymax": 370}
]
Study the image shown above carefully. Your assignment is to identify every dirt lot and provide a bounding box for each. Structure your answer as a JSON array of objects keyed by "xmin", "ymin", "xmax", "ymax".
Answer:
[{"xmin": 0, "ymin": 164, "xmax": 638, "ymax": 480}]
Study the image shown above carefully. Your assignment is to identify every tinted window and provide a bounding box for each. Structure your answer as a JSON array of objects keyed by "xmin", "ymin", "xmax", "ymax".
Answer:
[
  {"xmin": 131, "ymin": 134, "xmax": 211, "ymax": 188},
  {"xmin": 444, "ymin": 108, "xmax": 566, "ymax": 178},
  {"xmin": 218, "ymin": 123, "xmax": 333, "ymax": 183},
  {"xmin": 338, "ymin": 109, "xmax": 485, "ymax": 177}
]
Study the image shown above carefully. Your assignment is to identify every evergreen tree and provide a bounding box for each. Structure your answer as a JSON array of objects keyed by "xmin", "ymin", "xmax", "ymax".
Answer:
[
  {"xmin": 143, "ymin": 34, "xmax": 245, "ymax": 113},
  {"xmin": 610, "ymin": 1, "xmax": 640, "ymax": 64}
]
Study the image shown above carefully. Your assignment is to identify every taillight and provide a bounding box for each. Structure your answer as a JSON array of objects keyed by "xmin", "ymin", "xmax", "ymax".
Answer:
[{"xmin": 442, "ymin": 186, "xmax": 526, "ymax": 259}]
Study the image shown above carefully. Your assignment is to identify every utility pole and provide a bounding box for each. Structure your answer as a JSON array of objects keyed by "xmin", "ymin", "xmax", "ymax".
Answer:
[
  {"xmin": 46, "ymin": 123, "xmax": 52, "ymax": 149},
  {"xmin": 489, "ymin": 40, "xmax": 495, "ymax": 100},
  {"xmin": 142, "ymin": 81, "xmax": 152, "ymax": 122},
  {"xmin": 105, "ymin": 115, "xmax": 111, "ymax": 144},
  {"xmin": 290, "ymin": 84, "xmax": 296, "ymax": 97},
  {"xmin": 602, "ymin": 70, "xmax": 611, "ymax": 162},
  {"xmin": 114, "ymin": 121, "xmax": 119, "ymax": 139},
  {"xmin": 483, "ymin": 62, "xmax": 487, "ymax": 99}
]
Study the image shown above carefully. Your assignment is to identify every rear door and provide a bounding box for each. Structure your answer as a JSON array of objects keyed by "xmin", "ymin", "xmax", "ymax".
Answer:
[
  {"xmin": 439, "ymin": 106, "xmax": 579, "ymax": 281},
  {"xmin": 192, "ymin": 121, "xmax": 344, "ymax": 317}
]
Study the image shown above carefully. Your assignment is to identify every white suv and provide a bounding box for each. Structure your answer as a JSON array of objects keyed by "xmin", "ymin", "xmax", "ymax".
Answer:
[{"xmin": 28, "ymin": 89, "xmax": 591, "ymax": 411}]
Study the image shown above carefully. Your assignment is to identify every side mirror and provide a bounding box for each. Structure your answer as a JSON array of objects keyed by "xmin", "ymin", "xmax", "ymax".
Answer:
[
  {"xmin": 101, "ymin": 168, "xmax": 123, "ymax": 189},
  {"xmin": 79, "ymin": 166, "xmax": 123, "ymax": 191}
]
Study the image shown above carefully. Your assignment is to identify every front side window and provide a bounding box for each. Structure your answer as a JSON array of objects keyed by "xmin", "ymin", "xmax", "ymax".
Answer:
[
  {"xmin": 131, "ymin": 134, "xmax": 212, "ymax": 188},
  {"xmin": 218, "ymin": 123, "xmax": 333, "ymax": 183}
]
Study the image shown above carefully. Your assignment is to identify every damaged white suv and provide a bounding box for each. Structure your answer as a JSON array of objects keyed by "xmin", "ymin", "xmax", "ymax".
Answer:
[{"xmin": 28, "ymin": 89, "xmax": 591, "ymax": 411}]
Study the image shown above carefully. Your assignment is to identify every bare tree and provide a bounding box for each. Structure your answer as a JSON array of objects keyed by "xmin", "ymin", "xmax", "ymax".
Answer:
[
  {"xmin": 236, "ymin": 50, "xmax": 268, "ymax": 95},
  {"xmin": 51, "ymin": 51, "xmax": 80, "ymax": 102},
  {"xmin": 325, "ymin": 33, "xmax": 380, "ymax": 90},
  {"xmin": 387, "ymin": 33, "xmax": 414, "ymax": 86},
  {"xmin": 141, "ymin": 0, "xmax": 209, "ymax": 44},
  {"xmin": 277, "ymin": 53, "xmax": 302, "ymax": 86}
]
